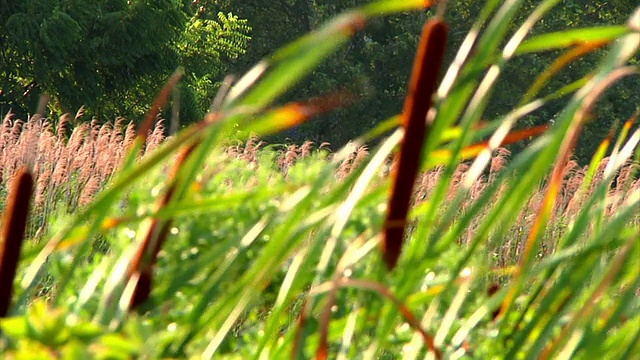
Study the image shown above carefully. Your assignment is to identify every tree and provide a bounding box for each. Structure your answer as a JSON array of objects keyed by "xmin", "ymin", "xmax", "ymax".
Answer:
[{"xmin": 0, "ymin": 0, "xmax": 251, "ymax": 125}]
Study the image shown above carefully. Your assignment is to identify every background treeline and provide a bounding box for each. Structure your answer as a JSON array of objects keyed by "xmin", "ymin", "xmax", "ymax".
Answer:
[{"xmin": 1, "ymin": 0, "xmax": 638, "ymax": 163}]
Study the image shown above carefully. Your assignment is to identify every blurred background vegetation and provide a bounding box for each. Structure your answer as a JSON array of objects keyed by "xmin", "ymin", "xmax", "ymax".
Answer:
[{"xmin": 1, "ymin": 0, "xmax": 638, "ymax": 163}]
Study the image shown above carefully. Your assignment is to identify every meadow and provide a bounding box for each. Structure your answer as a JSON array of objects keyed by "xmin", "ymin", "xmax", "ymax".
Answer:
[{"xmin": 1, "ymin": 1, "xmax": 639, "ymax": 359}]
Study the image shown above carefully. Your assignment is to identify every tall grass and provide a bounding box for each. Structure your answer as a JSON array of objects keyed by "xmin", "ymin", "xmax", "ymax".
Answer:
[
  {"xmin": 0, "ymin": 0, "xmax": 639, "ymax": 359},
  {"xmin": 1, "ymin": 114, "xmax": 637, "ymax": 277}
]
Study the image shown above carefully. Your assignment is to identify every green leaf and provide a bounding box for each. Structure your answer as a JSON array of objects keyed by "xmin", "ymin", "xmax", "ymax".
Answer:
[
  {"xmin": 0, "ymin": 316, "xmax": 28, "ymax": 339},
  {"xmin": 516, "ymin": 26, "xmax": 629, "ymax": 55}
]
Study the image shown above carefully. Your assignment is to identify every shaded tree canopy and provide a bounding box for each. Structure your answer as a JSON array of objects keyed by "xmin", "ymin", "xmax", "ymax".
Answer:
[{"xmin": 215, "ymin": 0, "xmax": 639, "ymax": 163}]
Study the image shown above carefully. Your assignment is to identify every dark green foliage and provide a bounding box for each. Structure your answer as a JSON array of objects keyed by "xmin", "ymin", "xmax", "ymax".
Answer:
[
  {"xmin": 0, "ymin": 0, "xmax": 250, "ymax": 125},
  {"xmin": 215, "ymin": 0, "xmax": 639, "ymax": 164},
  {"xmin": 1, "ymin": 0, "xmax": 637, "ymax": 161}
]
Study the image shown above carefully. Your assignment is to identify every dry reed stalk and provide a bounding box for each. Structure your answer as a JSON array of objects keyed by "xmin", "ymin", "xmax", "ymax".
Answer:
[{"xmin": 0, "ymin": 168, "xmax": 33, "ymax": 317}]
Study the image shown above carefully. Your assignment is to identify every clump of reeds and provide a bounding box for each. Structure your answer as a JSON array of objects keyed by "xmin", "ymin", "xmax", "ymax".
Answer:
[
  {"xmin": 1, "ymin": 109, "xmax": 638, "ymax": 269},
  {"xmin": 0, "ymin": 111, "xmax": 167, "ymax": 237}
]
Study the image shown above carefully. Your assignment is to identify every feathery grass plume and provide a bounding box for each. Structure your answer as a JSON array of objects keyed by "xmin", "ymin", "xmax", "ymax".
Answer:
[
  {"xmin": 145, "ymin": 118, "xmax": 167, "ymax": 155},
  {"xmin": 0, "ymin": 112, "xmax": 13, "ymax": 148},
  {"xmin": 35, "ymin": 169, "xmax": 51, "ymax": 207},
  {"xmin": 0, "ymin": 168, "xmax": 33, "ymax": 317},
  {"xmin": 489, "ymin": 147, "xmax": 510, "ymax": 179},
  {"xmin": 414, "ymin": 166, "xmax": 443, "ymax": 204},
  {"xmin": 95, "ymin": 123, "xmax": 117, "ymax": 182},
  {"xmin": 56, "ymin": 114, "xmax": 70, "ymax": 140},
  {"xmin": 383, "ymin": 17, "xmax": 448, "ymax": 270},
  {"xmin": 50, "ymin": 146, "xmax": 71, "ymax": 189},
  {"xmin": 18, "ymin": 116, "xmax": 41, "ymax": 168},
  {"xmin": 90, "ymin": 117, "xmax": 100, "ymax": 141},
  {"xmin": 9, "ymin": 119, "xmax": 23, "ymax": 144},
  {"xmin": 79, "ymin": 175, "xmax": 101, "ymax": 206},
  {"xmin": 74, "ymin": 105, "xmax": 85, "ymax": 125},
  {"xmin": 122, "ymin": 121, "xmax": 137, "ymax": 152},
  {"xmin": 336, "ymin": 146, "xmax": 357, "ymax": 179},
  {"xmin": 281, "ymin": 144, "xmax": 299, "ymax": 174},
  {"xmin": 563, "ymin": 165, "xmax": 587, "ymax": 217},
  {"xmin": 35, "ymin": 123, "xmax": 56, "ymax": 170},
  {"xmin": 500, "ymin": 62, "xmax": 640, "ymax": 320},
  {"xmin": 353, "ymin": 145, "xmax": 369, "ymax": 168},
  {"xmin": 300, "ymin": 140, "xmax": 314, "ymax": 158},
  {"xmin": 110, "ymin": 117, "xmax": 128, "ymax": 166},
  {"xmin": 447, "ymin": 163, "xmax": 470, "ymax": 202}
]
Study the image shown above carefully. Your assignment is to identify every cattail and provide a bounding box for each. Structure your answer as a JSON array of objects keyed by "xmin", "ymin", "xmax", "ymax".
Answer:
[
  {"xmin": 383, "ymin": 17, "xmax": 448, "ymax": 270},
  {"xmin": 127, "ymin": 143, "xmax": 196, "ymax": 310},
  {"xmin": 487, "ymin": 283, "xmax": 502, "ymax": 321},
  {"xmin": 0, "ymin": 168, "xmax": 33, "ymax": 317}
]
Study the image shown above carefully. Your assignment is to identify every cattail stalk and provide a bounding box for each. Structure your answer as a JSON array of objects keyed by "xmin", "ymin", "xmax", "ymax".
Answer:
[
  {"xmin": 0, "ymin": 168, "xmax": 34, "ymax": 317},
  {"xmin": 127, "ymin": 143, "xmax": 196, "ymax": 309},
  {"xmin": 382, "ymin": 18, "xmax": 448, "ymax": 270}
]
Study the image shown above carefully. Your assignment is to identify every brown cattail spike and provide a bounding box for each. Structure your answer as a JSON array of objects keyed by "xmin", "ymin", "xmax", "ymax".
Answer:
[
  {"xmin": 0, "ymin": 168, "xmax": 34, "ymax": 317},
  {"xmin": 382, "ymin": 18, "xmax": 448, "ymax": 270},
  {"xmin": 127, "ymin": 143, "xmax": 196, "ymax": 310}
]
